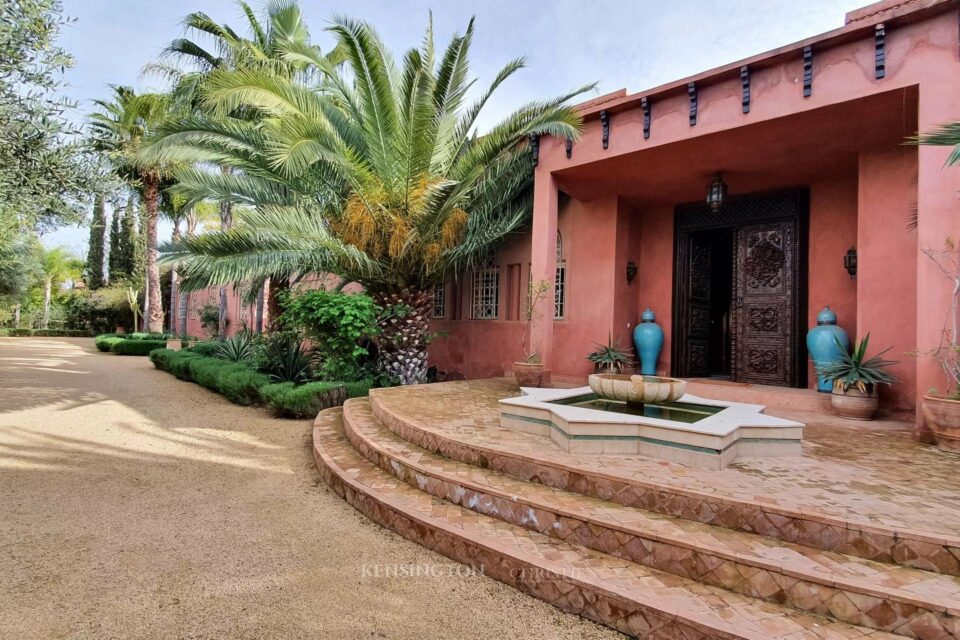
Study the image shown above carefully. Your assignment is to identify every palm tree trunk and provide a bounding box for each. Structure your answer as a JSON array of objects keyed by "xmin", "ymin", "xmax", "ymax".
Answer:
[
  {"xmin": 169, "ymin": 270, "xmax": 179, "ymax": 334},
  {"xmin": 143, "ymin": 173, "xmax": 164, "ymax": 333},
  {"xmin": 266, "ymin": 276, "xmax": 289, "ymax": 330},
  {"xmin": 255, "ymin": 283, "xmax": 265, "ymax": 333},
  {"xmin": 43, "ymin": 279, "xmax": 52, "ymax": 329},
  {"xmin": 178, "ymin": 292, "xmax": 189, "ymax": 337},
  {"xmin": 217, "ymin": 197, "xmax": 233, "ymax": 340},
  {"xmin": 373, "ymin": 288, "xmax": 433, "ymax": 385}
]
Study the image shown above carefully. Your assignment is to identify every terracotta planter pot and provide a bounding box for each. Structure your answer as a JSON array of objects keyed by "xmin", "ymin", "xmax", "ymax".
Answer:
[
  {"xmin": 922, "ymin": 395, "xmax": 960, "ymax": 454},
  {"xmin": 514, "ymin": 361, "xmax": 544, "ymax": 387},
  {"xmin": 830, "ymin": 386, "xmax": 878, "ymax": 420}
]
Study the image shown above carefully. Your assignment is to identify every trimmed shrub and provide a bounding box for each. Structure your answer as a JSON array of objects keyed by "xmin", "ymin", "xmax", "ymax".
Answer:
[
  {"xmin": 260, "ymin": 381, "xmax": 348, "ymax": 418},
  {"xmin": 149, "ymin": 348, "xmax": 174, "ymax": 370},
  {"xmin": 112, "ymin": 339, "xmax": 166, "ymax": 356},
  {"xmin": 95, "ymin": 335, "xmax": 124, "ymax": 352},
  {"xmin": 8, "ymin": 328, "xmax": 35, "ymax": 337},
  {"xmin": 187, "ymin": 341, "xmax": 220, "ymax": 357},
  {"xmin": 218, "ymin": 366, "xmax": 270, "ymax": 405},
  {"xmin": 344, "ymin": 379, "xmax": 375, "ymax": 399},
  {"xmin": 168, "ymin": 351, "xmax": 202, "ymax": 380},
  {"xmin": 2, "ymin": 328, "xmax": 93, "ymax": 337}
]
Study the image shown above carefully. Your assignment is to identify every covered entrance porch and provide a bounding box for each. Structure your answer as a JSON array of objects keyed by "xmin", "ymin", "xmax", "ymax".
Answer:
[{"xmin": 531, "ymin": 86, "xmax": 920, "ymax": 414}]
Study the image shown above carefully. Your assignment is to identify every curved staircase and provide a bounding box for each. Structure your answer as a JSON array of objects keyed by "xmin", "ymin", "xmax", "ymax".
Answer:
[{"xmin": 313, "ymin": 383, "xmax": 960, "ymax": 639}]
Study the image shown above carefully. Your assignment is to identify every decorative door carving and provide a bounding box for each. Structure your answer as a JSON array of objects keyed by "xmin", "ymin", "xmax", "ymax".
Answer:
[
  {"xmin": 733, "ymin": 222, "xmax": 797, "ymax": 386},
  {"xmin": 672, "ymin": 190, "xmax": 807, "ymax": 388},
  {"xmin": 683, "ymin": 235, "xmax": 712, "ymax": 377}
]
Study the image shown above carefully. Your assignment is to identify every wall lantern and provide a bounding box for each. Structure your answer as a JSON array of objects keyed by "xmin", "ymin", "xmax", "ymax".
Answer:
[
  {"xmin": 626, "ymin": 260, "xmax": 638, "ymax": 283},
  {"xmin": 706, "ymin": 173, "xmax": 727, "ymax": 212},
  {"xmin": 844, "ymin": 247, "xmax": 857, "ymax": 279}
]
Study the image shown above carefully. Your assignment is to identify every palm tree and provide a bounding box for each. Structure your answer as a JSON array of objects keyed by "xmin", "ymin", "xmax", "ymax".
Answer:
[
  {"xmin": 163, "ymin": 192, "xmax": 218, "ymax": 335},
  {"xmin": 147, "ymin": 0, "xmax": 338, "ymax": 338},
  {"xmin": 145, "ymin": 16, "xmax": 594, "ymax": 383},
  {"xmin": 89, "ymin": 86, "xmax": 175, "ymax": 333},
  {"xmin": 39, "ymin": 247, "xmax": 82, "ymax": 329}
]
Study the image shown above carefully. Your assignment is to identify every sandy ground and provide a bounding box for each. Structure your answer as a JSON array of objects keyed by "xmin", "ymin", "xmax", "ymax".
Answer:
[{"xmin": 0, "ymin": 338, "xmax": 619, "ymax": 640}]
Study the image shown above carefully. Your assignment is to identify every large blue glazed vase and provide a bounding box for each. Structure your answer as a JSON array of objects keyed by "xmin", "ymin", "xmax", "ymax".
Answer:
[
  {"xmin": 806, "ymin": 306, "xmax": 850, "ymax": 393},
  {"xmin": 633, "ymin": 307, "xmax": 664, "ymax": 376}
]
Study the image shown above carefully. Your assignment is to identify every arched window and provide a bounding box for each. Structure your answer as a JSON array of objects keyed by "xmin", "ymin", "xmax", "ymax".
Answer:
[{"xmin": 555, "ymin": 232, "xmax": 566, "ymax": 319}]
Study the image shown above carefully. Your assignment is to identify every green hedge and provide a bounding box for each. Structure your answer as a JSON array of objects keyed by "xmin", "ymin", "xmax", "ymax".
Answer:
[
  {"xmin": 95, "ymin": 335, "xmax": 124, "ymax": 352},
  {"xmin": 150, "ymin": 348, "xmax": 369, "ymax": 416},
  {"xmin": 112, "ymin": 339, "xmax": 167, "ymax": 356},
  {"xmin": 187, "ymin": 341, "xmax": 220, "ymax": 357},
  {"xmin": 0, "ymin": 328, "xmax": 93, "ymax": 337},
  {"xmin": 259, "ymin": 381, "xmax": 347, "ymax": 418}
]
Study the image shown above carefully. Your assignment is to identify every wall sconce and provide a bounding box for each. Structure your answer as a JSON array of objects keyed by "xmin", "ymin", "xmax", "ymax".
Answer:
[
  {"xmin": 844, "ymin": 247, "xmax": 857, "ymax": 279},
  {"xmin": 626, "ymin": 261, "xmax": 638, "ymax": 283},
  {"xmin": 706, "ymin": 172, "xmax": 727, "ymax": 212}
]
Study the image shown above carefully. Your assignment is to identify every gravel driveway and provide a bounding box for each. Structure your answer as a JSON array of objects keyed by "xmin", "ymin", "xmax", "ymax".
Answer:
[{"xmin": 0, "ymin": 338, "xmax": 617, "ymax": 639}]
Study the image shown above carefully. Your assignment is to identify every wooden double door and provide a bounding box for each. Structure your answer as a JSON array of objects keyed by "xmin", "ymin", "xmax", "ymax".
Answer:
[{"xmin": 672, "ymin": 190, "xmax": 808, "ymax": 388}]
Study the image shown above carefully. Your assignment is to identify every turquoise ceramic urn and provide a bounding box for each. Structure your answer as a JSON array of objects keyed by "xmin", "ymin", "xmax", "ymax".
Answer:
[
  {"xmin": 633, "ymin": 307, "xmax": 664, "ymax": 376},
  {"xmin": 806, "ymin": 306, "xmax": 850, "ymax": 393}
]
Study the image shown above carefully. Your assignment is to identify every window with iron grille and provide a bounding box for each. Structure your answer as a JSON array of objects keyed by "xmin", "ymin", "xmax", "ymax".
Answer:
[
  {"xmin": 471, "ymin": 262, "xmax": 500, "ymax": 319},
  {"xmin": 555, "ymin": 232, "xmax": 566, "ymax": 319},
  {"xmin": 432, "ymin": 284, "xmax": 446, "ymax": 318}
]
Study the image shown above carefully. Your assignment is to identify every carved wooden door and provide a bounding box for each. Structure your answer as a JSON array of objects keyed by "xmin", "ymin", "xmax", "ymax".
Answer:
[
  {"xmin": 683, "ymin": 234, "xmax": 712, "ymax": 377},
  {"xmin": 733, "ymin": 221, "xmax": 797, "ymax": 386}
]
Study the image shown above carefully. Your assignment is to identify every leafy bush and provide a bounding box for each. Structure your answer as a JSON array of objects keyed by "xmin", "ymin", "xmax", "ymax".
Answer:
[
  {"xmin": 61, "ymin": 285, "xmax": 133, "ymax": 334},
  {"xmin": 112, "ymin": 339, "xmax": 167, "ymax": 356},
  {"xmin": 279, "ymin": 290, "xmax": 380, "ymax": 380},
  {"xmin": 198, "ymin": 303, "xmax": 221, "ymax": 338},
  {"xmin": 216, "ymin": 332, "xmax": 256, "ymax": 363},
  {"xmin": 258, "ymin": 332, "xmax": 314, "ymax": 383},
  {"xmin": 259, "ymin": 381, "xmax": 348, "ymax": 418}
]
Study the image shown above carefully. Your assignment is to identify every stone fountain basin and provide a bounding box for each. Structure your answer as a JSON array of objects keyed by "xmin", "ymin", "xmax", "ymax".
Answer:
[
  {"xmin": 499, "ymin": 386, "xmax": 804, "ymax": 470},
  {"xmin": 588, "ymin": 373, "xmax": 686, "ymax": 404}
]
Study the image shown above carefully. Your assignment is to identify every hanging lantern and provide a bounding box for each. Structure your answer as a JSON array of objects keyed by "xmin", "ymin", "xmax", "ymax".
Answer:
[
  {"xmin": 844, "ymin": 247, "xmax": 857, "ymax": 279},
  {"xmin": 706, "ymin": 173, "xmax": 727, "ymax": 212}
]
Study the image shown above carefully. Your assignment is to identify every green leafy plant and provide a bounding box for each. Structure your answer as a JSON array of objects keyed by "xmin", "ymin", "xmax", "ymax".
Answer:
[
  {"xmin": 198, "ymin": 303, "xmax": 221, "ymax": 338},
  {"xmin": 587, "ymin": 334, "xmax": 632, "ymax": 373},
  {"xmin": 258, "ymin": 332, "xmax": 314, "ymax": 384},
  {"xmin": 816, "ymin": 334, "xmax": 898, "ymax": 393},
  {"xmin": 215, "ymin": 332, "xmax": 256, "ymax": 363},
  {"xmin": 279, "ymin": 290, "xmax": 379, "ymax": 381},
  {"xmin": 259, "ymin": 381, "xmax": 348, "ymax": 419}
]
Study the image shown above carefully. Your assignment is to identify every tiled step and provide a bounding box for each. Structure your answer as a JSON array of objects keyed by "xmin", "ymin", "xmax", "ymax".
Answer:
[
  {"xmin": 314, "ymin": 407, "xmax": 905, "ymax": 640},
  {"xmin": 343, "ymin": 399, "xmax": 960, "ymax": 640},
  {"xmin": 368, "ymin": 389, "xmax": 960, "ymax": 577}
]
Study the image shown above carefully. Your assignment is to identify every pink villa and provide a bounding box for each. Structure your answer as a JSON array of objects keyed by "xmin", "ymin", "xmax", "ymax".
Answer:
[
  {"xmin": 194, "ymin": 0, "xmax": 960, "ymax": 433},
  {"xmin": 427, "ymin": 0, "xmax": 960, "ymax": 435}
]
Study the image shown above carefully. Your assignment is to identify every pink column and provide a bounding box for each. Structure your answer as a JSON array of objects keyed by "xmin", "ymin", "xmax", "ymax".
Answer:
[
  {"xmin": 916, "ymin": 81, "xmax": 960, "ymax": 438},
  {"xmin": 530, "ymin": 172, "xmax": 559, "ymax": 376}
]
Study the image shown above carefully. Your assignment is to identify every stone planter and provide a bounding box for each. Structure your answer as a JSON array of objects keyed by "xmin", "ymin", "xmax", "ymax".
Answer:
[
  {"xmin": 830, "ymin": 386, "xmax": 878, "ymax": 420},
  {"xmin": 922, "ymin": 394, "xmax": 960, "ymax": 454},
  {"xmin": 165, "ymin": 339, "xmax": 182, "ymax": 351},
  {"xmin": 514, "ymin": 361, "xmax": 544, "ymax": 387}
]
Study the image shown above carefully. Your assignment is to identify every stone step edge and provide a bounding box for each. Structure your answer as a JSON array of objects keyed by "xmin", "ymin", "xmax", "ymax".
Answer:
[
  {"xmin": 367, "ymin": 391, "xmax": 960, "ymax": 576},
  {"xmin": 313, "ymin": 408, "xmax": 903, "ymax": 640},
  {"xmin": 342, "ymin": 399, "xmax": 959, "ymax": 623}
]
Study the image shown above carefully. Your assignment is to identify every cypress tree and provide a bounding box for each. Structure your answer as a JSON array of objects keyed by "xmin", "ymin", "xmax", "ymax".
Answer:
[
  {"xmin": 117, "ymin": 196, "xmax": 140, "ymax": 284},
  {"xmin": 107, "ymin": 203, "xmax": 121, "ymax": 283},
  {"xmin": 84, "ymin": 194, "xmax": 106, "ymax": 289}
]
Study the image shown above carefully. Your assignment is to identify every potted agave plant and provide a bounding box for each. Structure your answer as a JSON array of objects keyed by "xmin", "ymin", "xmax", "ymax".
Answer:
[
  {"xmin": 587, "ymin": 334, "xmax": 632, "ymax": 373},
  {"xmin": 919, "ymin": 243, "xmax": 960, "ymax": 453},
  {"xmin": 816, "ymin": 333, "xmax": 897, "ymax": 420},
  {"xmin": 515, "ymin": 279, "xmax": 551, "ymax": 387}
]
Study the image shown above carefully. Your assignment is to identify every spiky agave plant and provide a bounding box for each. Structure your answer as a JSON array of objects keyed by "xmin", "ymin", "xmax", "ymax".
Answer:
[
  {"xmin": 144, "ymin": 15, "xmax": 594, "ymax": 384},
  {"xmin": 816, "ymin": 334, "xmax": 899, "ymax": 394}
]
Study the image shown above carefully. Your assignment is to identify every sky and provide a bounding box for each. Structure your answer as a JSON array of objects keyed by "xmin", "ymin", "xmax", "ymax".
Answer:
[{"xmin": 43, "ymin": 0, "xmax": 867, "ymax": 253}]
